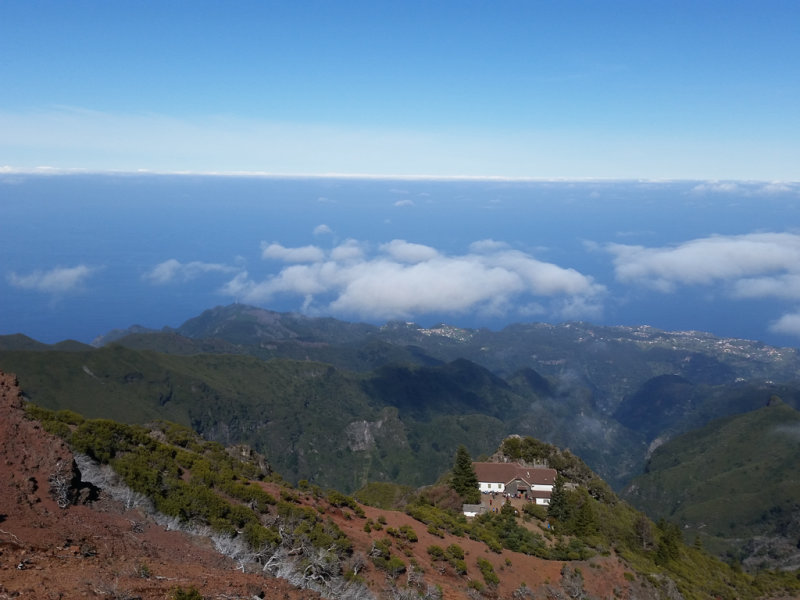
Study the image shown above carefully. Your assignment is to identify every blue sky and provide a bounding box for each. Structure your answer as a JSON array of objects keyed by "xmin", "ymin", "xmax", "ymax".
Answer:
[{"xmin": 1, "ymin": 1, "xmax": 799, "ymax": 179}]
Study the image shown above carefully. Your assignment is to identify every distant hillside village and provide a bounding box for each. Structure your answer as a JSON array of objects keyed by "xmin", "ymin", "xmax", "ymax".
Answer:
[{"xmin": 463, "ymin": 461, "xmax": 556, "ymax": 517}]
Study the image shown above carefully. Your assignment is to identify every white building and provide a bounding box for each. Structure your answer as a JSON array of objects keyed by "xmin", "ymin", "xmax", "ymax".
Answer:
[{"xmin": 472, "ymin": 462, "xmax": 557, "ymax": 505}]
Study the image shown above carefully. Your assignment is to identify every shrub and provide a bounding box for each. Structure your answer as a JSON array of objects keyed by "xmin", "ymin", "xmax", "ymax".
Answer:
[
  {"xmin": 427, "ymin": 524, "xmax": 444, "ymax": 538},
  {"xmin": 71, "ymin": 419, "xmax": 151, "ymax": 463},
  {"xmin": 451, "ymin": 558, "xmax": 468, "ymax": 575},
  {"xmin": 243, "ymin": 522, "xmax": 279, "ymax": 549},
  {"xmin": 135, "ymin": 561, "xmax": 151, "ymax": 578},
  {"xmin": 385, "ymin": 556, "xmax": 407, "ymax": 578},
  {"xmin": 427, "ymin": 545, "xmax": 445, "ymax": 560},
  {"xmin": 522, "ymin": 503, "xmax": 548, "ymax": 521},
  {"xmin": 280, "ymin": 489, "xmax": 300, "ymax": 503},
  {"xmin": 477, "ymin": 557, "xmax": 499, "ymax": 586},
  {"xmin": 445, "ymin": 544, "xmax": 465, "ymax": 561},
  {"xmin": 399, "ymin": 524, "xmax": 418, "ymax": 542},
  {"xmin": 170, "ymin": 587, "xmax": 203, "ymax": 600}
]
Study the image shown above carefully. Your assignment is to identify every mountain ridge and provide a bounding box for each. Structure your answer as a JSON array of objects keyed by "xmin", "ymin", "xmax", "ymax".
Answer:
[{"xmin": 4, "ymin": 304, "xmax": 800, "ymax": 493}]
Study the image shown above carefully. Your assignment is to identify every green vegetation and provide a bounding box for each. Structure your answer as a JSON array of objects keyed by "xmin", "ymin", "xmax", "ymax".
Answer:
[
  {"xmin": 19, "ymin": 400, "xmax": 800, "ymax": 600},
  {"xmin": 624, "ymin": 400, "xmax": 800, "ymax": 569},
  {"xmin": 65, "ymin": 417, "xmax": 281, "ymax": 543},
  {"xmin": 7, "ymin": 304, "xmax": 800, "ymax": 499},
  {"xmin": 476, "ymin": 557, "xmax": 499, "ymax": 587},
  {"xmin": 444, "ymin": 544, "xmax": 467, "ymax": 575},
  {"xmin": 169, "ymin": 587, "xmax": 203, "ymax": 600},
  {"xmin": 326, "ymin": 489, "xmax": 366, "ymax": 518},
  {"xmin": 369, "ymin": 537, "xmax": 406, "ymax": 578},
  {"xmin": 22, "ymin": 404, "xmax": 359, "ymax": 573},
  {"xmin": 387, "ymin": 524, "xmax": 418, "ymax": 543},
  {"xmin": 407, "ymin": 435, "xmax": 800, "ymax": 600},
  {"xmin": 450, "ymin": 445, "xmax": 480, "ymax": 504},
  {"xmin": 426, "ymin": 544, "xmax": 445, "ymax": 560},
  {"xmin": 2, "ymin": 344, "xmax": 517, "ymax": 492},
  {"xmin": 501, "ymin": 436, "xmax": 611, "ymax": 495},
  {"xmin": 354, "ymin": 481, "xmax": 415, "ymax": 509}
]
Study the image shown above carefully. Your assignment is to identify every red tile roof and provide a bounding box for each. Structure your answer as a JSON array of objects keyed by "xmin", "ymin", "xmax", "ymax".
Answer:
[
  {"xmin": 472, "ymin": 462, "xmax": 557, "ymax": 486},
  {"xmin": 529, "ymin": 489, "xmax": 552, "ymax": 499}
]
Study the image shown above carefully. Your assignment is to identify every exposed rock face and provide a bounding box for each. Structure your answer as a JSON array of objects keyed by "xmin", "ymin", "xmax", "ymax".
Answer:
[
  {"xmin": 0, "ymin": 371, "xmax": 80, "ymax": 512},
  {"xmin": 345, "ymin": 419, "xmax": 383, "ymax": 451}
]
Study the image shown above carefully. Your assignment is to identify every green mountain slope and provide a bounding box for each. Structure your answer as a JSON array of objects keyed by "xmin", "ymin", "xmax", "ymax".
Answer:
[
  {"xmin": 623, "ymin": 398, "xmax": 800, "ymax": 569},
  {"xmin": 0, "ymin": 345, "xmax": 563, "ymax": 492},
  {"xmin": 108, "ymin": 305, "xmax": 800, "ymax": 444},
  {"xmin": 7, "ymin": 302, "xmax": 800, "ymax": 494},
  {"xmin": 100, "ymin": 304, "xmax": 800, "ymax": 390}
]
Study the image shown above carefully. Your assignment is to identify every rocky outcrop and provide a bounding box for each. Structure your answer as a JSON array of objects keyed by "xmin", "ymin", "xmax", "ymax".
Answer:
[{"xmin": 0, "ymin": 371, "xmax": 81, "ymax": 512}]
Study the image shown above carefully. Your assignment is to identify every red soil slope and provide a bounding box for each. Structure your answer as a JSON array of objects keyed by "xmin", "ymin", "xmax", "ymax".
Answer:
[{"xmin": 0, "ymin": 370, "xmax": 319, "ymax": 599}]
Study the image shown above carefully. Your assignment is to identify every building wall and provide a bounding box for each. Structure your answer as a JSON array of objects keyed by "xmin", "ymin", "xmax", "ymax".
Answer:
[
  {"xmin": 479, "ymin": 479, "xmax": 553, "ymax": 497},
  {"xmin": 479, "ymin": 481, "xmax": 506, "ymax": 493}
]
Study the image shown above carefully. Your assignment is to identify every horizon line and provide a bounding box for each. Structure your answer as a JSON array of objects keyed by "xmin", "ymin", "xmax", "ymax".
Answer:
[{"xmin": 2, "ymin": 165, "xmax": 798, "ymax": 185}]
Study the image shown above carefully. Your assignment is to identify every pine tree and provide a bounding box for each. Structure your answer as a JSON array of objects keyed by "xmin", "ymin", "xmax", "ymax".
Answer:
[
  {"xmin": 450, "ymin": 445, "xmax": 480, "ymax": 504},
  {"xmin": 547, "ymin": 475, "xmax": 568, "ymax": 522}
]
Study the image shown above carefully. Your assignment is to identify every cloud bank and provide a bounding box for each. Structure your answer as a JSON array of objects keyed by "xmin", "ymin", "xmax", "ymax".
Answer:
[
  {"xmin": 222, "ymin": 239, "xmax": 604, "ymax": 321},
  {"xmin": 606, "ymin": 233, "xmax": 800, "ymax": 293},
  {"xmin": 261, "ymin": 243, "xmax": 326, "ymax": 263},
  {"xmin": 143, "ymin": 259, "xmax": 240, "ymax": 284},
  {"xmin": 689, "ymin": 181, "xmax": 800, "ymax": 196},
  {"xmin": 7, "ymin": 265, "xmax": 95, "ymax": 294},
  {"xmin": 770, "ymin": 312, "xmax": 800, "ymax": 337},
  {"xmin": 607, "ymin": 232, "xmax": 800, "ymax": 338}
]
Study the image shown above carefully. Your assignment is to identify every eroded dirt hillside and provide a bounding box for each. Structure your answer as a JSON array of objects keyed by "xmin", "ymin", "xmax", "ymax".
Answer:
[{"xmin": 0, "ymin": 370, "xmax": 319, "ymax": 599}]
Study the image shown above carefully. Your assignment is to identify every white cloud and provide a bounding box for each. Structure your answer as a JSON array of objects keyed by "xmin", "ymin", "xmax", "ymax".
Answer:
[
  {"xmin": 260, "ymin": 242, "xmax": 325, "ymax": 263},
  {"xmin": 313, "ymin": 224, "xmax": 333, "ymax": 236},
  {"xmin": 690, "ymin": 181, "xmax": 800, "ymax": 196},
  {"xmin": 769, "ymin": 312, "xmax": 800, "ymax": 337},
  {"xmin": 7, "ymin": 264, "xmax": 94, "ymax": 294},
  {"xmin": 380, "ymin": 240, "xmax": 439, "ymax": 263},
  {"xmin": 221, "ymin": 238, "xmax": 604, "ymax": 321},
  {"xmin": 469, "ymin": 239, "xmax": 509, "ymax": 253},
  {"xmin": 733, "ymin": 274, "xmax": 800, "ymax": 300},
  {"xmin": 220, "ymin": 271, "xmax": 251, "ymax": 297},
  {"xmin": 394, "ymin": 199, "xmax": 415, "ymax": 207},
  {"xmin": 143, "ymin": 259, "xmax": 239, "ymax": 284},
  {"xmin": 330, "ymin": 239, "xmax": 366, "ymax": 262},
  {"xmin": 328, "ymin": 257, "xmax": 522, "ymax": 318},
  {"xmin": 606, "ymin": 233, "xmax": 800, "ymax": 293},
  {"xmin": 690, "ymin": 181, "xmax": 742, "ymax": 194}
]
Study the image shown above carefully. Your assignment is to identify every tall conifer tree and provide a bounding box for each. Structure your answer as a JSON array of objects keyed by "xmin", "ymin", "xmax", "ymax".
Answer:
[
  {"xmin": 547, "ymin": 475, "xmax": 568, "ymax": 522},
  {"xmin": 451, "ymin": 445, "xmax": 480, "ymax": 504}
]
